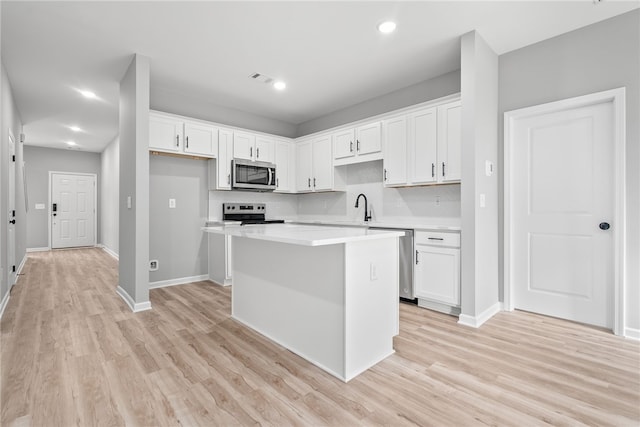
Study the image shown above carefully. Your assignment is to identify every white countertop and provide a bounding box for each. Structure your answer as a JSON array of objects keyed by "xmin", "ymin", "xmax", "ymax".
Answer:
[
  {"xmin": 202, "ymin": 223, "xmax": 405, "ymax": 246},
  {"xmin": 291, "ymin": 218, "xmax": 461, "ymax": 231}
]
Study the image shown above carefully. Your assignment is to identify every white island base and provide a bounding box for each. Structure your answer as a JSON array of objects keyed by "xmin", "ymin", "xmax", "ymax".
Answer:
[{"xmin": 231, "ymin": 234, "xmax": 399, "ymax": 382}]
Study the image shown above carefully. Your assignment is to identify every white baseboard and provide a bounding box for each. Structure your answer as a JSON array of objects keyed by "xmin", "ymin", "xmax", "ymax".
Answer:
[
  {"xmin": 26, "ymin": 247, "xmax": 49, "ymax": 253},
  {"xmin": 458, "ymin": 302, "xmax": 502, "ymax": 328},
  {"xmin": 99, "ymin": 245, "xmax": 119, "ymax": 260},
  {"xmin": 624, "ymin": 327, "xmax": 640, "ymax": 340},
  {"xmin": 16, "ymin": 254, "xmax": 27, "ymax": 277},
  {"xmin": 149, "ymin": 274, "xmax": 210, "ymax": 289},
  {"xmin": 0, "ymin": 290, "xmax": 10, "ymax": 320},
  {"xmin": 116, "ymin": 286, "xmax": 152, "ymax": 312}
]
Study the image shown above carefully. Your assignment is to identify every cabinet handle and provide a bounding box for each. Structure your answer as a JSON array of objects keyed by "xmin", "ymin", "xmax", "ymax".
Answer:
[
  {"xmin": 384, "ymin": 169, "xmax": 387, "ymax": 181},
  {"xmin": 176, "ymin": 135, "xmax": 180, "ymax": 147},
  {"xmin": 442, "ymin": 162, "xmax": 446, "ymax": 177},
  {"xmin": 431, "ymin": 163, "xmax": 435, "ymax": 178},
  {"xmin": 415, "ymin": 250, "xmax": 419, "ymax": 264},
  {"xmin": 227, "ymin": 174, "xmax": 230, "ymax": 184},
  {"xmin": 186, "ymin": 136, "xmax": 189, "ymax": 149},
  {"xmin": 356, "ymin": 139, "xmax": 360, "ymax": 152},
  {"xmin": 428, "ymin": 237, "xmax": 444, "ymax": 241},
  {"xmin": 308, "ymin": 178, "xmax": 311, "ymax": 188},
  {"xmin": 256, "ymin": 147, "xmax": 260, "ymax": 158},
  {"xmin": 250, "ymin": 146, "xmax": 253, "ymax": 158},
  {"xmin": 350, "ymin": 141, "xmax": 353, "ymax": 152},
  {"xmin": 313, "ymin": 177, "xmax": 316, "ymax": 188}
]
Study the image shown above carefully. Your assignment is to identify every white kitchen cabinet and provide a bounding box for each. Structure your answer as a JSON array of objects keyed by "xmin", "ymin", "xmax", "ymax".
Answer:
[
  {"xmin": 409, "ymin": 107, "xmax": 438, "ymax": 185},
  {"xmin": 437, "ymin": 100, "xmax": 462, "ymax": 183},
  {"xmin": 295, "ymin": 136, "xmax": 345, "ymax": 192},
  {"xmin": 233, "ymin": 131, "xmax": 274, "ymax": 163},
  {"xmin": 274, "ymin": 139, "xmax": 294, "ymax": 192},
  {"xmin": 382, "ymin": 116, "xmax": 408, "ymax": 186},
  {"xmin": 333, "ymin": 122, "xmax": 382, "ymax": 166},
  {"xmin": 414, "ymin": 230, "xmax": 461, "ymax": 312},
  {"xmin": 209, "ymin": 128, "xmax": 233, "ymax": 190},
  {"xmin": 208, "ymin": 233, "xmax": 232, "ymax": 286},
  {"xmin": 149, "ymin": 112, "xmax": 218, "ymax": 158}
]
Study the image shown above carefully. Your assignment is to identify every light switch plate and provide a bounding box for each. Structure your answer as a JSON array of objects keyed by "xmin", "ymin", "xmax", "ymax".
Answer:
[
  {"xmin": 485, "ymin": 160, "xmax": 494, "ymax": 177},
  {"xmin": 480, "ymin": 193, "xmax": 486, "ymax": 208},
  {"xmin": 35, "ymin": 203, "xmax": 45, "ymax": 210},
  {"xmin": 127, "ymin": 196, "xmax": 132, "ymax": 209},
  {"xmin": 169, "ymin": 198, "xmax": 176, "ymax": 208}
]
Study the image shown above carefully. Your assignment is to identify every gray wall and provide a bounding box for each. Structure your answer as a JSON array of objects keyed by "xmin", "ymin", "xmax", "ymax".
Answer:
[
  {"xmin": 460, "ymin": 31, "xmax": 500, "ymax": 320},
  {"xmin": 150, "ymin": 155, "xmax": 208, "ymax": 283},
  {"xmin": 296, "ymin": 70, "xmax": 461, "ymax": 137},
  {"xmin": 119, "ymin": 54, "xmax": 150, "ymax": 306},
  {"xmin": 100, "ymin": 136, "xmax": 119, "ymax": 255},
  {"xmin": 151, "ymin": 86, "xmax": 297, "ymax": 138},
  {"xmin": 499, "ymin": 9, "xmax": 640, "ymax": 331},
  {"xmin": 1, "ymin": 60, "xmax": 24, "ymax": 308},
  {"xmin": 23, "ymin": 146, "xmax": 101, "ymax": 249}
]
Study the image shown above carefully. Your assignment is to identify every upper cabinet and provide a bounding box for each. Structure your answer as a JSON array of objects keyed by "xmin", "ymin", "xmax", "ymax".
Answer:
[
  {"xmin": 233, "ymin": 131, "xmax": 274, "ymax": 163},
  {"xmin": 274, "ymin": 139, "xmax": 295, "ymax": 193},
  {"xmin": 149, "ymin": 112, "xmax": 218, "ymax": 158},
  {"xmin": 382, "ymin": 98, "xmax": 461, "ymax": 188},
  {"xmin": 333, "ymin": 122, "xmax": 382, "ymax": 166},
  {"xmin": 296, "ymin": 136, "xmax": 345, "ymax": 193},
  {"xmin": 209, "ymin": 128, "xmax": 234, "ymax": 191}
]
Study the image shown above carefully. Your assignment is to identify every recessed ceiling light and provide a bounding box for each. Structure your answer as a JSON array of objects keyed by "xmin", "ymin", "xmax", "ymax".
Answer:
[
  {"xmin": 66, "ymin": 141, "xmax": 77, "ymax": 146},
  {"xmin": 69, "ymin": 125, "xmax": 81, "ymax": 132},
  {"xmin": 273, "ymin": 81, "xmax": 286, "ymax": 91},
  {"xmin": 377, "ymin": 21, "xmax": 397, "ymax": 34},
  {"xmin": 79, "ymin": 90, "xmax": 97, "ymax": 99}
]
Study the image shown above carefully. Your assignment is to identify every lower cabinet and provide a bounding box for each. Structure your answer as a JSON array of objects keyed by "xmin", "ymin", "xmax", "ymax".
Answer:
[
  {"xmin": 414, "ymin": 230, "xmax": 460, "ymax": 314},
  {"xmin": 208, "ymin": 233, "xmax": 232, "ymax": 286}
]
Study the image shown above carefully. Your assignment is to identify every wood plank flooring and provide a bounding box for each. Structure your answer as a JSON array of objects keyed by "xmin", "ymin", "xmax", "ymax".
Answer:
[{"xmin": 2, "ymin": 248, "xmax": 639, "ymax": 426}]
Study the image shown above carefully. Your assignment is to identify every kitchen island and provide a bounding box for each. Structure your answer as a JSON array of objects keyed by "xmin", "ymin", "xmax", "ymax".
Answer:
[{"xmin": 202, "ymin": 223, "xmax": 403, "ymax": 382}]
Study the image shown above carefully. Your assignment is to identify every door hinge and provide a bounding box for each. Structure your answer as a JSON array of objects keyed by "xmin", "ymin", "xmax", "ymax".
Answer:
[
  {"xmin": 11, "ymin": 210, "xmax": 15, "ymax": 218},
  {"xmin": 12, "ymin": 265, "xmax": 16, "ymax": 273},
  {"xmin": 12, "ymin": 155, "xmax": 15, "ymax": 162}
]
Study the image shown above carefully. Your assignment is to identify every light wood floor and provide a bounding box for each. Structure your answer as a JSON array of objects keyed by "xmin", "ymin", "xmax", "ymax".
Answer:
[{"xmin": 1, "ymin": 248, "xmax": 639, "ymax": 426}]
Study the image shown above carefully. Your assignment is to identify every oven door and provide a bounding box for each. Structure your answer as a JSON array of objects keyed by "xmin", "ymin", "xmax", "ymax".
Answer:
[{"xmin": 232, "ymin": 159, "xmax": 276, "ymax": 191}]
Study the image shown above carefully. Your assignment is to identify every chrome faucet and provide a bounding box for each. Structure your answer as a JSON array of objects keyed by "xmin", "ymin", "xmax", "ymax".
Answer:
[{"xmin": 354, "ymin": 193, "xmax": 372, "ymax": 222}]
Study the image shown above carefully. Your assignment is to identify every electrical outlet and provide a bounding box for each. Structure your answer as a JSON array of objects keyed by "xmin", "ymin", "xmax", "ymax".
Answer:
[
  {"xmin": 435, "ymin": 196, "xmax": 441, "ymax": 206},
  {"xmin": 149, "ymin": 260, "xmax": 159, "ymax": 271},
  {"xmin": 169, "ymin": 198, "xmax": 176, "ymax": 208}
]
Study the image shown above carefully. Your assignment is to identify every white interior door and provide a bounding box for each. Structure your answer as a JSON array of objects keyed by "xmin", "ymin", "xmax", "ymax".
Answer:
[
  {"xmin": 8, "ymin": 131, "xmax": 16, "ymax": 286},
  {"xmin": 510, "ymin": 99, "xmax": 614, "ymax": 329},
  {"xmin": 51, "ymin": 173, "xmax": 96, "ymax": 249}
]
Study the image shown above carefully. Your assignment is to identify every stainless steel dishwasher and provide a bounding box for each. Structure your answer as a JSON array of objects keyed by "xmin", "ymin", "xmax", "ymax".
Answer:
[{"xmin": 370, "ymin": 227, "xmax": 415, "ymax": 303}]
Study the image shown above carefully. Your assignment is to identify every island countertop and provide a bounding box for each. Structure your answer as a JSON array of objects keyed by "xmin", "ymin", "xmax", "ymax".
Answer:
[{"xmin": 202, "ymin": 223, "xmax": 404, "ymax": 246}]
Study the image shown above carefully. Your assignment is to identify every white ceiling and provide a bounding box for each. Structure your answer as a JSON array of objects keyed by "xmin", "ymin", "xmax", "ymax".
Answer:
[{"xmin": 2, "ymin": 1, "xmax": 638, "ymax": 152}]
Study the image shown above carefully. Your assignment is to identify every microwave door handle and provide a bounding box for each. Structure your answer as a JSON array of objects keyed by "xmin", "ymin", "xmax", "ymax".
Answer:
[{"xmin": 268, "ymin": 168, "xmax": 273, "ymax": 186}]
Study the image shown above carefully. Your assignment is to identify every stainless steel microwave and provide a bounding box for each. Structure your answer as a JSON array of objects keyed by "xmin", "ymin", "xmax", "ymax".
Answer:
[{"xmin": 231, "ymin": 158, "xmax": 276, "ymax": 191}]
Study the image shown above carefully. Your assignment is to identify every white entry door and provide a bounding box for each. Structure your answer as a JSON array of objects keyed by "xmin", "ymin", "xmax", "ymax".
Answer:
[
  {"xmin": 509, "ymin": 98, "xmax": 615, "ymax": 329},
  {"xmin": 51, "ymin": 173, "xmax": 96, "ymax": 249},
  {"xmin": 8, "ymin": 131, "xmax": 16, "ymax": 286}
]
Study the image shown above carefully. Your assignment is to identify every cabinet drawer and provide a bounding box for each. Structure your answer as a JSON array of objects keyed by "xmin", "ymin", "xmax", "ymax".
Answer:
[{"xmin": 415, "ymin": 230, "xmax": 460, "ymax": 247}]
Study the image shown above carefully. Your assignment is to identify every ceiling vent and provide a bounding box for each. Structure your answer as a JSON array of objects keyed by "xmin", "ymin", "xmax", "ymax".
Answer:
[{"xmin": 249, "ymin": 72, "xmax": 273, "ymax": 84}]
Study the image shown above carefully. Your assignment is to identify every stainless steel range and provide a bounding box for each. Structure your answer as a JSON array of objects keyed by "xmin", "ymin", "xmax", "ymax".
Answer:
[{"xmin": 222, "ymin": 203, "xmax": 285, "ymax": 225}]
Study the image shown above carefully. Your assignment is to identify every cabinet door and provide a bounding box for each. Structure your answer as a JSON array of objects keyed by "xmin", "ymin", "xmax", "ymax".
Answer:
[
  {"xmin": 414, "ymin": 246, "xmax": 460, "ymax": 306},
  {"xmin": 382, "ymin": 116, "xmax": 407, "ymax": 186},
  {"xmin": 184, "ymin": 122, "xmax": 218, "ymax": 157},
  {"xmin": 333, "ymin": 129, "xmax": 355, "ymax": 160},
  {"xmin": 255, "ymin": 136, "xmax": 274, "ymax": 163},
  {"xmin": 437, "ymin": 100, "xmax": 462, "ymax": 183},
  {"xmin": 217, "ymin": 128, "xmax": 233, "ymax": 189},
  {"xmin": 233, "ymin": 131, "xmax": 255, "ymax": 160},
  {"xmin": 409, "ymin": 107, "xmax": 438, "ymax": 185},
  {"xmin": 149, "ymin": 114, "xmax": 182, "ymax": 152},
  {"xmin": 312, "ymin": 135, "xmax": 333, "ymax": 191},
  {"xmin": 356, "ymin": 122, "xmax": 381, "ymax": 155},
  {"xmin": 295, "ymin": 141, "xmax": 313, "ymax": 192},
  {"xmin": 274, "ymin": 141, "xmax": 290, "ymax": 192}
]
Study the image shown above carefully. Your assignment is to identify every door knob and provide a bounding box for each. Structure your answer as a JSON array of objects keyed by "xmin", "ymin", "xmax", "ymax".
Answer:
[
  {"xmin": 599, "ymin": 222, "xmax": 610, "ymax": 230},
  {"xmin": 9, "ymin": 220, "xmax": 15, "ymax": 224}
]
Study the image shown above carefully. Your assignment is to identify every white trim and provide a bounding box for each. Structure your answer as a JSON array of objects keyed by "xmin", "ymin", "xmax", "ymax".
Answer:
[
  {"xmin": 149, "ymin": 274, "xmax": 210, "ymax": 289},
  {"xmin": 48, "ymin": 171, "xmax": 98, "ymax": 250},
  {"xmin": 116, "ymin": 285, "xmax": 152, "ymax": 312},
  {"xmin": 98, "ymin": 244, "xmax": 119, "ymax": 260},
  {"xmin": 26, "ymin": 247, "xmax": 50, "ymax": 253},
  {"xmin": 457, "ymin": 302, "xmax": 502, "ymax": 328},
  {"xmin": 16, "ymin": 254, "xmax": 27, "ymax": 277},
  {"xmin": 624, "ymin": 327, "xmax": 640, "ymax": 341},
  {"xmin": 504, "ymin": 87, "xmax": 626, "ymax": 336},
  {"xmin": 0, "ymin": 291, "xmax": 10, "ymax": 320}
]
